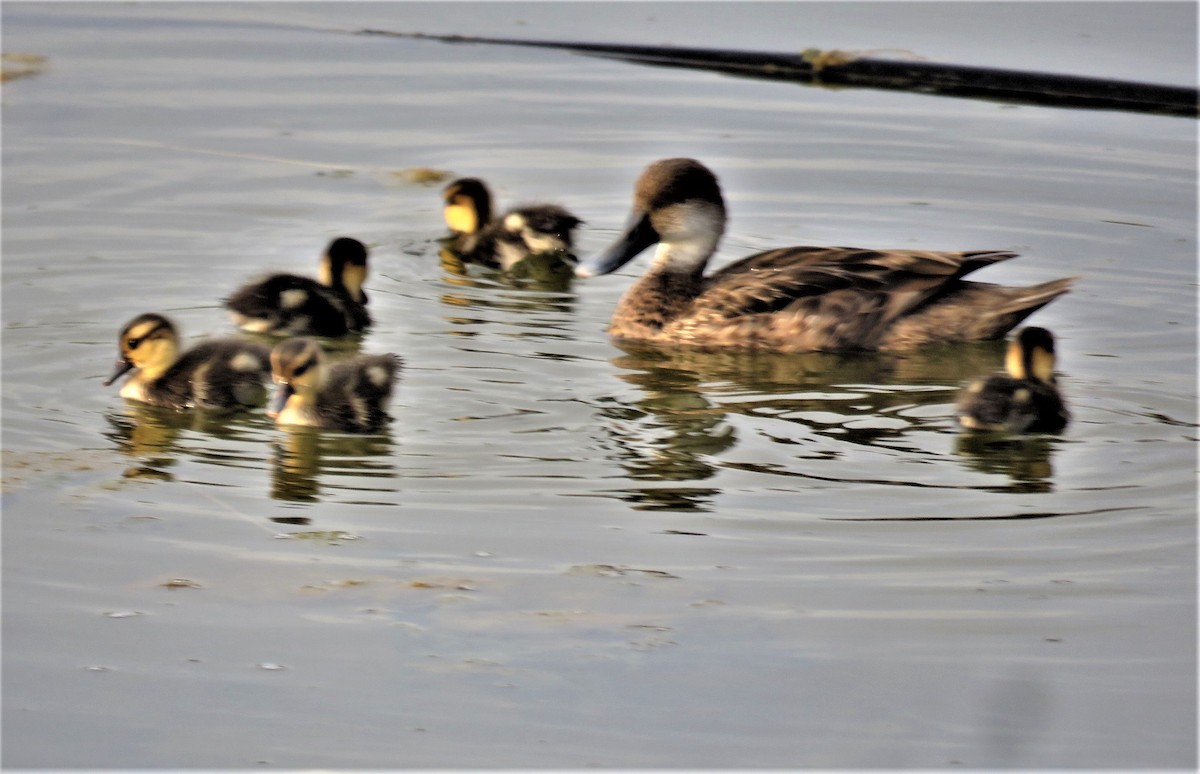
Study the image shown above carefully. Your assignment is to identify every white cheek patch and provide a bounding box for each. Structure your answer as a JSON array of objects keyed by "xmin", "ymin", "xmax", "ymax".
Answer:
[
  {"xmin": 230, "ymin": 351, "xmax": 264, "ymax": 373},
  {"xmin": 365, "ymin": 365, "xmax": 389, "ymax": 388},
  {"xmin": 280, "ymin": 289, "xmax": 308, "ymax": 310},
  {"xmin": 503, "ymin": 212, "xmax": 527, "ymax": 232},
  {"xmin": 1013, "ymin": 388, "xmax": 1031, "ymax": 404}
]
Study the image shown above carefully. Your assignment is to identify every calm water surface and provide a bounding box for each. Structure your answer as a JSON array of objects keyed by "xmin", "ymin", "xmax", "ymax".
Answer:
[{"xmin": 2, "ymin": 2, "xmax": 1196, "ymax": 769}]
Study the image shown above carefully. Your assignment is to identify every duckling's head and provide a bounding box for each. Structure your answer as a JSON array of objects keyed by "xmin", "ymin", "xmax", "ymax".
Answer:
[
  {"xmin": 318, "ymin": 237, "xmax": 369, "ymax": 304},
  {"xmin": 442, "ymin": 177, "xmax": 493, "ymax": 236},
  {"xmin": 103, "ymin": 313, "xmax": 180, "ymax": 386},
  {"xmin": 267, "ymin": 337, "xmax": 325, "ymax": 417},
  {"xmin": 576, "ymin": 157, "xmax": 727, "ymax": 278},
  {"xmin": 500, "ymin": 205, "xmax": 584, "ymax": 257},
  {"xmin": 1005, "ymin": 326, "xmax": 1058, "ymax": 383}
]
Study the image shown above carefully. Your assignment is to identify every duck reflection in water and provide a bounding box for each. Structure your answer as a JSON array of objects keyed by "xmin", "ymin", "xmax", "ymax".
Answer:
[
  {"xmin": 269, "ymin": 424, "xmax": 395, "ymax": 504},
  {"xmin": 102, "ymin": 403, "xmax": 264, "ymax": 483},
  {"xmin": 598, "ymin": 346, "xmax": 736, "ymax": 512},
  {"xmin": 953, "ymin": 433, "xmax": 1058, "ymax": 494},
  {"xmin": 598, "ymin": 340, "xmax": 1060, "ymax": 506},
  {"xmin": 436, "ymin": 261, "xmax": 578, "ymax": 343}
]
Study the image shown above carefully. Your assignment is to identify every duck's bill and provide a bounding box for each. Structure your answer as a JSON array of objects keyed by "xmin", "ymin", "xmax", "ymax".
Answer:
[
  {"xmin": 266, "ymin": 382, "xmax": 295, "ymax": 418},
  {"xmin": 102, "ymin": 357, "xmax": 135, "ymax": 387},
  {"xmin": 575, "ymin": 210, "xmax": 660, "ymax": 278}
]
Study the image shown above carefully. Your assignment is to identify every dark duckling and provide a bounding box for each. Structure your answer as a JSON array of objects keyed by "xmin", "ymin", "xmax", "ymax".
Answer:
[
  {"xmin": 576, "ymin": 157, "xmax": 1075, "ymax": 353},
  {"xmin": 441, "ymin": 176, "xmax": 582, "ymax": 270},
  {"xmin": 267, "ymin": 337, "xmax": 402, "ymax": 432},
  {"xmin": 226, "ymin": 236, "xmax": 371, "ymax": 338},
  {"xmin": 103, "ymin": 312, "xmax": 271, "ymax": 410},
  {"xmin": 957, "ymin": 326, "xmax": 1070, "ymax": 433}
]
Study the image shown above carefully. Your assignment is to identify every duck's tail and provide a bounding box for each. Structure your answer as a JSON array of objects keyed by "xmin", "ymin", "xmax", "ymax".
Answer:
[
  {"xmin": 976, "ymin": 276, "xmax": 1077, "ymax": 337},
  {"xmin": 880, "ymin": 276, "xmax": 1077, "ymax": 350}
]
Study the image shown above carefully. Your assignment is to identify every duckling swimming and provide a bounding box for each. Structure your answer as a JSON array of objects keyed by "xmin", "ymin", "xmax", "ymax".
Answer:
[
  {"xmin": 441, "ymin": 177, "xmax": 583, "ymax": 270},
  {"xmin": 267, "ymin": 337, "xmax": 402, "ymax": 432},
  {"xmin": 225, "ymin": 237, "xmax": 371, "ymax": 338},
  {"xmin": 957, "ymin": 326, "xmax": 1069, "ymax": 433},
  {"xmin": 103, "ymin": 312, "xmax": 271, "ymax": 410},
  {"xmin": 575, "ymin": 158, "xmax": 1075, "ymax": 353}
]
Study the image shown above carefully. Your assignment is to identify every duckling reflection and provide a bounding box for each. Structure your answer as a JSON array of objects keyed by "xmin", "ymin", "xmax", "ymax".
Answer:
[
  {"xmin": 440, "ymin": 176, "xmax": 583, "ymax": 272},
  {"xmin": 436, "ymin": 266, "xmax": 578, "ymax": 340},
  {"xmin": 439, "ymin": 246, "xmax": 577, "ymax": 293},
  {"xmin": 269, "ymin": 424, "xmax": 395, "ymax": 503},
  {"xmin": 226, "ymin": 236, "xmax": 372, "ymax": 338},
  {"xmin": 102, "ymin": 402, "xmax": 268, "ymax": 482},
  {"xmin": 953, "ymin": 432, "xmax": 1058, "ymax": 494}
]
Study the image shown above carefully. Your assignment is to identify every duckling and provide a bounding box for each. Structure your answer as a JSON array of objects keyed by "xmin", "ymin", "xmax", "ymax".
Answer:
[
  {"xmin": 225, "ymin": 236, "xmax": 371, "ymax": 338},
  {"xmin": 441, "ymin": 176, "xmax": 583, "ymax": 270},
  {"xmin": 267, "ymin": 337, "xmax": 402, "ymax": 432},
  {"xmin": 957, "ymin": 326, "xmax": 1069, "ymax": 433},
  {"xmin": 103, "ymin": 313, "xmax": 271, "ymax": 410},
  {"xmin": 575, "ymin": 158, "xmax": 1075, "ymax": 353}
]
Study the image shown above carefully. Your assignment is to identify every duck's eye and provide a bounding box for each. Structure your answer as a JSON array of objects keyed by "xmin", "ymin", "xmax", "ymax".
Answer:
[
  {"xmin": 127, "ymin": 337, "xmax": 142, "ymax": 349},
  {"xmin": 291, "ymin": 361, "xmax": 311, "ymax": 378}
]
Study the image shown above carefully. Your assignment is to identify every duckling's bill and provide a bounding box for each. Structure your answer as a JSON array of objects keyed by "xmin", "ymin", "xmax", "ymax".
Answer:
[
  {"xmin": 103, "ymin": 357, "xmax": 135, "ymax": 386},
  {"xmin": 267, "ymin": 380, "xmax": 295, "ymax": 417}
]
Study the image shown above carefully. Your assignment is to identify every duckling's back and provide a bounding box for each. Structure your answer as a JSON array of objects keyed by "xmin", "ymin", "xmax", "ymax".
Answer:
[
  {"xmin": 226, "ymin": 274, "xmax": 370, "ymax": 338},
  {"xmin": 152, "ymin": 339, "xmax": 271, "ymax": 410},
  {"xmin": 319, "ymin": 354, "xmax": 403, "ymax": 432},
  {"xmin": 957, "ymin": 374, "xmax": 1068, "ymax": 433}
]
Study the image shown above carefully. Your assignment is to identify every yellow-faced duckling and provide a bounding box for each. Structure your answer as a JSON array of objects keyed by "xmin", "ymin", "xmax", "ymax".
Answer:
[
  {"xmin": 226, "ymin": 237, "xmax": 371, "ymax": 338},
  {"xmin": 103, "ymin": 313, "xmax": 271, "ymax": 410},
  {"xmin": 267, "ymin": 337, "xmax": 402, "ymax": 432},
  {"xmin": 957, "ymin": 326, "xmax": 1069, "ymax": 433},
  {"xmin": 575, "ymin": 158, "xmax": 1075, "ymax": 353},
  {"xmin": 441, "ymin": 177, "xmax": 583, "ymax": 270}
]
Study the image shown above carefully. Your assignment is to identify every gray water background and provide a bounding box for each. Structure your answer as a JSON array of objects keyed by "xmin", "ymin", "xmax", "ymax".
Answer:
[{"xmin": 2, "ymin": 2, "xmax": 1196, "ymax": 769}]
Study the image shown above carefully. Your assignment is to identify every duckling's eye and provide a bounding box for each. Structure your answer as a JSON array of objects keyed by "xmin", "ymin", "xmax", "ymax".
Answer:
[
  {"xmin": 291, "ymin": 361, "xmax": 311, "ymax": 378},
  {"xmin": 127, "ymin": 337, "xmax": 142, "ymax": 349}
]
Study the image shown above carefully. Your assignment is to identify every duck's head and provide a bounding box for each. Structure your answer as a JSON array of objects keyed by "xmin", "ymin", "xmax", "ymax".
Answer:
[
  {"xmin": 1005, "ymin": 326, "xmax": 1058, "ymax": 383},
  {"xmin": 267, "ymin": 337, "xmax": 325, "ymax": 417},
  {"xmin": 499, "ymin": 205, "xmax": 584, "ymax": 257},
  {"xmin": 103, "ymin": 313, "xmax": 180, "ymax": 386},
  {"xmin": 318, "ymin": 236, "xmax": 369, "ymax": 304},
  {"xmin": 442, "ymin": 177, "xmax": 494, "ymax": 236},
  {"xmin": 576, "ymin": 158, "xmax": 727, "ymax": 278}
]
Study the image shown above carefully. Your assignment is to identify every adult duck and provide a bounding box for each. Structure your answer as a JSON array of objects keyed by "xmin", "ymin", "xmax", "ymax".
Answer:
[
  {"xmin": 957, "ymin": 326, "xmax": 1070, "ymax": 433},
  {"xmin": 575, "ymin": 158, "xmax": 1074, "ymax": 353},
  {"xmin": 225, "ymin": 236, "xmax": 371, "ymax": 338},
  {"xmin": 441, "ymin": 177, "xmax": 582, "ymax": 270},
  {"xmin": 103, "ymin": 312, "xmax": 271, "ymax": 410}
]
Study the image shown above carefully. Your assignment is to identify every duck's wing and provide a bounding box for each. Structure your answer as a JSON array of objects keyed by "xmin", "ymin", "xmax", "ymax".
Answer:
[
  {"xmin": 694, "ymin": 249, "xmax": 1019, "ymax": 350},
  {"xmin": 705, "ymin": 247, "xmax": 1015, "ymax": 283},
  {"xmin": 699, "ymin": 248, "xmax": 1014, "ymax": 318}
]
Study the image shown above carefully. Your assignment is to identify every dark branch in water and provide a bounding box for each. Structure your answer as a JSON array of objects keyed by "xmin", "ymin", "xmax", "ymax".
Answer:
[{"xmin": 358, "ymin": 29, "xmax": 1198, "ymax": 119}]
